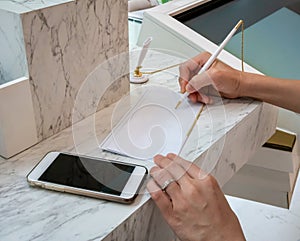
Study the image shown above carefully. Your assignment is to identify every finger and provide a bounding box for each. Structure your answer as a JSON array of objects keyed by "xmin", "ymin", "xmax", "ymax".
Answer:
[
  {"xmin": 150, "ymin": 165, "xmax": 179, "ymax": 190},
  {"xmin": 153, "ymin": 155, "xmax": 191, "ymax": 185},
  {"xmin": 149, "ymin": 165, "xmax": 181, "ymax": 198},
  {"xmin": 179, "ymin": 52, "xmax": 212, "ymax": 94},
  {"xmin": 188, "ymin": 93, "xmax": 199, "ymax": 103},
  {"xmin": 196, "ymin": 93, "xmax": 212, "ymax": 104},
  {"xmin": 178, "ymin": 77, "xmax": 188, "ymax": 94},
  {"xmin": 179, "ymin": 59, "xmax": 199, "ymax": 83},
  {"xmin": 186, "ymin": 71, "xmax": 212, "ymax": 94},
  {"xmin": 178, "ymin": 56, "xmax": 205, "ymax": 92},
  {"xmin": 185, "ymin": 52, "xmax": 212, "ymax": 76},
  {"xmin": 166, "ymin": 153, "xmax": 207, "ymax": 179},
  {"xmin": 147, "ymin": 179, "xmax": 173, "ymax": 217},
  {"xmin": 193, "ymin": 51, "xmax": 212, "ymax": 67},
  {"xmin": 187, "ymin": 92, "xmax": 211, "ymax": 104}
]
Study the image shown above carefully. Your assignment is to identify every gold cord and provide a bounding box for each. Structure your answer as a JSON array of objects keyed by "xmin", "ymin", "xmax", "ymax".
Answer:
[
  {"xmin": 186, "ymin": 104, "xmax": 205, "ymax": 138},
  {"xmin": 140, "ymin": 63, "xmax": 181, "ymax": 75},
  {"xmin": 240, "ymin": 20, "xmax": 245, "ymax": 72}
]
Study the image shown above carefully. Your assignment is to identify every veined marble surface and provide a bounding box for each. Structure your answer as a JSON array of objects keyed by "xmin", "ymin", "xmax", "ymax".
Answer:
[
  {"xmin": 0, "ymin": 0, "xmax": 129, "ymax": 158},
  {"xmin": 0, "ymin": 50, "xmax": 277, "ymax": 240},
  {"xmin": 0, "ymin": 0, "xmax": 73, "ymax": 14},
  {"xmin": 22, "ymin": 0, "xmax": 129, "ymax": 140}
]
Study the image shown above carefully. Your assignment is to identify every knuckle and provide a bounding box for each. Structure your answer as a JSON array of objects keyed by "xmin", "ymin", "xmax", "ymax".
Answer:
[
  {"xmin": 204, "ymin": 174, "xmax": 219, "ymax": 190},
  {"xmin": 150, "ymin": 189, "xmax": 163, "ymax": 201},
  {"xmin": 174, "ymin": 201, "xmax": 189, "ymax": 214},
  {"xmin": 201, "ymin": 51, "xmax": 211, "ymax": 59},
  {"xmin": 149, "ymin": 167, "xmax": 160, "ymax": 178},
  {"xmin": 210, "ymin": 68, "xmax": 222, "ymax": 79},
  {"xmin": 179, "ymin": 61, "xmax": 189, "ymax": 73},
  {"xmin": 186, "ymin": 183, "xmax": 200, "ymax": 197},
  {"xmin": 179, "ymin": 63, "xmax": 185, "ymax": 71},
  {"xmin": 209, "ymin": 69, "xmax": 224, "ymax": 89}
]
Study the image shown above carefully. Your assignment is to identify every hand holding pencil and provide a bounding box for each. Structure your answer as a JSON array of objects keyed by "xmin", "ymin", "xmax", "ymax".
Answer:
[{"xmin": 176, "ymin": 20, "xmax": 244, "ymax": 108}]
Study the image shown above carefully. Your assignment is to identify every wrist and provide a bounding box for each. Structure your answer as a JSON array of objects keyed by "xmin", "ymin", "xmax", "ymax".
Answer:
[
  {"xmin": 239, "ymin": 71, "xmax": 267, "ymax": 100},
  {"xmin": 238, "ymin": 71, "xmax": 251, "ymax": 98},
  {"xmin": 221, "ymin": 216, "xmax": 246, "ymax": 241}
]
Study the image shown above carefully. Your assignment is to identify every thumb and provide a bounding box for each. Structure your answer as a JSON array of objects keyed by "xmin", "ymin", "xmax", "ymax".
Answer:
[{"xmin": 186, "ymin": 71, "xmax": 212, "ymax": 93}]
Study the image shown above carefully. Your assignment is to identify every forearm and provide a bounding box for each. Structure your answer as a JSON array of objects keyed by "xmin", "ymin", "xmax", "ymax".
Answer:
[{"xmin": 240, "ymin": 72, "xmax": 300, "ymax": 113}]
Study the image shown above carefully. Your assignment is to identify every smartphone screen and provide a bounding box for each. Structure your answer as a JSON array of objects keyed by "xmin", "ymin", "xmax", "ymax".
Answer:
[{"xmin": 38, "ymin": 153, "xmax": 136, "ymax": 196}]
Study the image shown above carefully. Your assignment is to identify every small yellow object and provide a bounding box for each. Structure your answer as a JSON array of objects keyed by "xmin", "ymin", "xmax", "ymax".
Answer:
[
  {"xmin": 264, "ymin": 129, "xmax": 296, "ymax": 152},
  {"xmin": 133, "ymin": 66, "xmax": 143, "ymax": 77}
]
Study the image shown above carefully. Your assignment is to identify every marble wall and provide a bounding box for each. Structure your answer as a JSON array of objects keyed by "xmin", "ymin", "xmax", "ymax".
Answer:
[
  {"xmin": 0, "ymin": 0, "xmax": 129, "ymax": 157},
  {"xmin": 22, "ymin": 0, "xmax": 129, "ymax": 140}
]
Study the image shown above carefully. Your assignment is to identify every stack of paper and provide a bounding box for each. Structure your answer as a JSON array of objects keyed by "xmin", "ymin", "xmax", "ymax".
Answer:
[{"xmin": 100, "ymin": 85, "xmax": 204, "ymax": 160}]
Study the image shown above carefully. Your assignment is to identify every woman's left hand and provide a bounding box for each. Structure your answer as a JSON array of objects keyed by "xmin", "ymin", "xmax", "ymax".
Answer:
[{"xmin": 147, "ymin": 153, "xmax": 245, "ymax": 241}]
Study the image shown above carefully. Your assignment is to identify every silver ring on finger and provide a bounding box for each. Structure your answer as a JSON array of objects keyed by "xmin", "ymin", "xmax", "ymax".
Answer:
[{"xmin": 160, "ymin": 178, "xmax": 176, "ymax": 191}]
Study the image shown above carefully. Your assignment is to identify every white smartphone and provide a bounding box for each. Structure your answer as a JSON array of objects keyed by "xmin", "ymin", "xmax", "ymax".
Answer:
[{"xmin": 27, "ymin": 152, "xmax": 148, "ymax": 204}]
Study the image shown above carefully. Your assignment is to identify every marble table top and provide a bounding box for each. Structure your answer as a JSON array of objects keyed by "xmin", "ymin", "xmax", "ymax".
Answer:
[
  {"xmin": 0, "ymin": 50, "xmax": 277, "ymax": 240},
  {"xmin": 227, "ymin": 176, "xmax": 300, "ymax": 241}
]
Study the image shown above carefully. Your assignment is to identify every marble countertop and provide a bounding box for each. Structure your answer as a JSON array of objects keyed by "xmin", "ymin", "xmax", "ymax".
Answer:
[
  {"xmin": 0, "ymin": 0, "xmax": 73, "ymax": 14},
  {"xmin": 0, "ymin": 50, "xmax": 277, "ymax": 240}
]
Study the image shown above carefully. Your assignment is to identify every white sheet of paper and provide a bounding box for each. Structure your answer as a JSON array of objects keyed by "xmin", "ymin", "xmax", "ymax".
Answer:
[{"xmin": 100, "ymin": 86, "xmax": 203, "ymax": 160}]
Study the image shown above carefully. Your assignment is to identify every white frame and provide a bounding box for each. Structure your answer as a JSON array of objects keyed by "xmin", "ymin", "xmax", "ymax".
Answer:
[
  {"xmin": 27, "ymin": 152, "xmax": 147, "ymax": 203},
  {"xmin": 138, "ymin": 0, "xmax": 261, "ymax": 73}
]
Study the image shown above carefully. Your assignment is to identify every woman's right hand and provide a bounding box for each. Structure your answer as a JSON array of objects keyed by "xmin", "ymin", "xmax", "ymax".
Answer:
[{"xmin": 178, "ymin": 52, "xmax": 244, "ymax": 104}]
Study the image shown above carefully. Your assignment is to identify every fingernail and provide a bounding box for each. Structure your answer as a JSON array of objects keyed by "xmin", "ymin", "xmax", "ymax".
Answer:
[
  {"xmin": 186, "ymin": 84, "xmax": 192, "ymax": 92},
  {"xmin": 154, "ymin": 154, "xmax": 164, "ymax": 162},
  {"xmin": 166, "ymin": 153, "xmax": 176, "ymax": 159}
]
